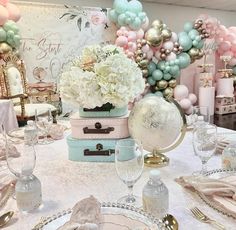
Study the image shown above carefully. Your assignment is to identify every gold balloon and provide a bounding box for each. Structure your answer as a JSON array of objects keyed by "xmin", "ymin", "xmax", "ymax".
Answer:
[
  {"xmin": 163, "ymin": 87, "xmax": 174, "ymax": 98},
  {"xmin": 152, "ymin": 19, "xmax": 163, "ymax": 29},
  {"xmin": 168, "ymin": 79, "xmax": 177, "ymax": 88},
  {"xmin": 0, "ymin": 42, "xmax": 12, "ymax": 54},
  {"xmin": 198, "ymin": 49, "xmax": 205, "ymax": 58},
  {"xmin": 142, "ymin": 69, "xmax": 148, "ymax": 77},
  {"xmin": 139, "ymin": 59, "xmax": 149, "ymax": 68},
  {"xmin": 145, "ymin": 28, "xmax": 163, "ymax": 47},
  {"xmin": 161, "ymin": 29, "xmax": 172, "ymax": 41},
  {"xmin": 136, "ymin": 49, "xmax": 143, "ymax": 56},
  {"xmin": 157, "ymin": 80, "xmax": 168, "ymax": 90},
  {"xmin": 188, "ymin": 48, "xmax": 199, "ymax": 58},
  {"xmin": 136, "ymin": 56, "xmax": 142, "ymax": 62}
]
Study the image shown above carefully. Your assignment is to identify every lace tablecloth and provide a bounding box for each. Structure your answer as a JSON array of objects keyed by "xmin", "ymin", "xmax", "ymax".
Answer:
[
  {"xmin": 0, "ymin": 100, "xmax": 18, "ymax": 132},
  {"xmin": 1, "ymin": 128, "xmax": 236, "ymax": 230}
]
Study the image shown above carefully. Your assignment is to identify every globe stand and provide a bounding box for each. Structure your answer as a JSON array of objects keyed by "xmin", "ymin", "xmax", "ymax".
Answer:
[{"xmin": 144, "ymin": 149, "xmax": 169, "ymax": 167}]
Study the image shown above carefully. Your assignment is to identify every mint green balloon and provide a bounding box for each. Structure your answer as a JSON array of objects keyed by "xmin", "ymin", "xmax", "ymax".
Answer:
[
  {"xmin": 195, "ymin": 40, "xmax": 204, "ymax": 49},
  {"xmin": 125, "ymin": 17, "xmax": 131, "ymax": 24},
  {"xmin": 175, "ymin": 59, "xmax": 180, "ymax": 65},
  {"xmin": 164, "ymin": 73, "xmax": 172, "ymax": 80},
  {"xmin": 165, "ymin": 66, "xmax": 171, "ymax": 72},
  {"xmin": 192, "ymin": 40, "xmax": 198, "ymax": 47},
  {"xmin": 13, "ymin": 34, "xmax": 21, "ymax": 47},
  {"xmin": 138, "ymin": 12, "xmax": 146, "ymax": 20},
  {"xmin": 113, "ymin": 0, "xmax": 128, "ymax": 14},
  {"xmin": 108, "ymin": 9, "xmax": 118, "ymax": 22},
  {"xmin": 157, "ymin": 61, "xmax": 165, "ymax": 70},
  {"xmin": 178, "ymin": 35, "xmax": 192, "ymax": 51},
  {"xmin": 188, "ymin": 29, "xmax": 199, "ymax": 40},
  {"xmin": 178, "ymin": 53, "xmax": 191, "ymax": 69},
  {"xmin": 170, "ymin": 65, "xmax": 180, "ymax": 75},
  {"xmin": 169, "ymin": 60, "xmax": 175, "ymax": 66},
  {"xmin": 195, "ymin": 35, "xmax": 201, "ymax": 42},
  {"xmin": 152, "ymin": 69, "xmax": 163, "ymax": 81},
  {"xmin": 184, "ymin": 22, "xmax": 193, "ymax": 32},
  {"xmin": 7, "ymin": 38, "xmax": 14, "ymax": 46},
  {"xmin": 178, "ymin": 32, "xmax": 188, "ymax": 37},
  {"xmin": 233, "ymin": 66, "xmax": 236, "ymax": 75},
  {"xmin": 7, "ymin": 30, "xmax": 14, "ymax": 39},
  {"xmin": 155, "ymin": 91, "xmax": 163, "ymax": 97},
  {"xmin": 11, "ymin": 24, "xmax": 19, "ymax": 33},
  {"xmin": 147, "ymin": 77, "xmax": 156, "ymax": 86},
  {"xmin": 148, "ymin": 61, "xmax": 156, "ymax": 75},
  {"xmin": 0, "ymin": 28, "xmax": 6, "ymax": 42},
  {"xmin": 130, "ymin": 17, "xmax": 141, "ymax": 30},
  {"xmin": 118, "ymin": 13, "xmax": 126, "ymax": 26},
  {"xmin": 128, "ymin": 0, "xmax": 143, "ymax": 13}
]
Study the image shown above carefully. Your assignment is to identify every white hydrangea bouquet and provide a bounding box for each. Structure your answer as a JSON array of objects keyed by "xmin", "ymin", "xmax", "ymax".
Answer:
[{"xmin": 60, "ymin": 44, "xmax": 145, "ymax": 110}]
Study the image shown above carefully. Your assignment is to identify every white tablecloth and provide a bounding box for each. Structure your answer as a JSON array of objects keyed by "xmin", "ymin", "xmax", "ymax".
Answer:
[
  {"xmin": 0, "ymin": 99, "xmax": 18, "ymax": 132},
  {"xmin": 1, "ymin": 128, "xmax": 236, "ymax": 230}
]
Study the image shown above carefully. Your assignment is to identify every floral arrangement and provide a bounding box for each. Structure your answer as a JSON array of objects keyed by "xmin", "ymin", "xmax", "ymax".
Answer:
[{"xmin": 60, "ymin": 44, "xmax": 145, "ymax": 109}]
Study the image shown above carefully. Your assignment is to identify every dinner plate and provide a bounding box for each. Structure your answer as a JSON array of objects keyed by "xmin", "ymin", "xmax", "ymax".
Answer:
[
  {"xmin": 32, "ymin": 202, "xmax": 165, "ymax": 230},
  {"xmin": 201, "ymin": 168, "xmax": 236, "ymax": 219}
]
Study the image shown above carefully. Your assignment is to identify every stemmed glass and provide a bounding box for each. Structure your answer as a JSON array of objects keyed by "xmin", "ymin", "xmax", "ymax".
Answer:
[
  {"xmin": 115, "ymin": 139, "xmax": 144, "ymax": 207},
  {"xmin": 192, "ymin": 123, "xmax": 217, "ymax": 175},
  {"xmin": 1, "ymin": 125, "xmax": 41, "ymax": 212},
  {"xmin": 35, "ymin": 108, "xmax": 54, "ymax": 144},
  {"xmin": 191, "ymin": 106, "xmax": 210, "ymax": 127}
]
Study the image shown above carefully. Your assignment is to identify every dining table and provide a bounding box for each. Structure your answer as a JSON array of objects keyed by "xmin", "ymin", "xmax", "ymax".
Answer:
[
  {"xmin": 1, "ymin": 125, "xmax": 236, "ymax": 230},
  {"xmin": 0, "ymin": 99, "xmax": 18, "ymax": 132}
]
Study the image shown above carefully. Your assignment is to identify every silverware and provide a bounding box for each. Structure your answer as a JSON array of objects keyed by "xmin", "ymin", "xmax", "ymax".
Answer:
[
  {"xmin": 190, "ymin": 207, "xmax": 225, "ymax": 230},
  {"xmin": 162, "ymin": 213, "xmax": 178, "ymax": 230},
  {"xmin": 0, "ymin": 211, "xmax": 14, "ymax": 227},
  {"xmin": 0, "ymin": 182, "xmax": 15, "ymax": 209}
]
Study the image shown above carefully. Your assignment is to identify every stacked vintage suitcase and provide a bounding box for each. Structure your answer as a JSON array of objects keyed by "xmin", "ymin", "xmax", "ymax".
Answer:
[
  {"xmin": 215, "ymin": 96, "xmax": 236, "ymax": 115},
  {"xmin": 66, "ymin": 105, "xmax": 130, "ymax": 162}
]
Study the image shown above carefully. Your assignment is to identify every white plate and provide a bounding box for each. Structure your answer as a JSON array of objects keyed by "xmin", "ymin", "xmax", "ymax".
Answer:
[
  {"xmin": 201, "ymin": 169, "xmax": 236, "ymax": 219},
  {"xmin": 32, "ymin": 202, "xmax": 165, "ymax": 230}
]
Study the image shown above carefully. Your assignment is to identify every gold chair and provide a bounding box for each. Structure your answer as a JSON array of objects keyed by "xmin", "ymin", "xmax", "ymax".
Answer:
[{"xmin": 0, "ymin": 54, "xmax": 57, "ymax": 123}]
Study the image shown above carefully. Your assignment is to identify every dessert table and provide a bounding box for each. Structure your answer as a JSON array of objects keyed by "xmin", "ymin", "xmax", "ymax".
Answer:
[
  {"xmin": 1, "ymin": 128, "xmax": 236, "ymax": 230},
  {"xmin": 0, "ymin": 99, "xmax": 18, "ymax": 132}
]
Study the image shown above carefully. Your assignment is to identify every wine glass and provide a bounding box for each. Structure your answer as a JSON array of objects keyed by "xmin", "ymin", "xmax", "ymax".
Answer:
[
  {"xmin": 115, "ymin": 139, "xmax": 144, "ymax": 207},
  {"xmin": 192, "ymin": 123, "xmax": 217, "ymax": 175},
  {"xmin": 35, "ymin": 108, "xmax": 54, "ymax": 144}
]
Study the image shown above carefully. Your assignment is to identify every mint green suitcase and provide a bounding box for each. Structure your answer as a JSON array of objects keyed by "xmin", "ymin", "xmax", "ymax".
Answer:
[{"xmin": 67, "ymin": 135, "xmax": 118, "ymax": 162}]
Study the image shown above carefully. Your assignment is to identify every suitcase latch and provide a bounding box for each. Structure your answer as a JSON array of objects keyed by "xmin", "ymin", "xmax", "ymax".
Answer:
[
  {"xmin": 84, "ymin": 143, "xmax": 115, "ymax": 156},
  {"xmin": 83, "ymin": 122, "xmax": 114, "ymax": 134}
]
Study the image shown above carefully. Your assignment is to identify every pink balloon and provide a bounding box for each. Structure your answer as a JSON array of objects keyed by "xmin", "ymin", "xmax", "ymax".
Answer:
[
  {"xmin": 179, "ymin": 98, "xmax": 191, "ymax": 110},
  {"xmin": 136, "ymin": 29, "xmax": 144, "ymax": 39},
  {"xmin": 154, "ymin": 50, "xmax": 161, "ymax": 60},
  {"xmin": 142, "ymin": 44, "xmax": 150, "ymax": 53},
  {"xmin": 0, "ymin": 5, "xmax": 8, "ymax": 25},
  {"xmin": 185, "ymin": 105, "xmax": 193, "ymax": 115},
  {"xmin": 219, "ymin": 41, "xmax": 231, "ymax": 52},
  {"xmin": 166, "ymin": 52, "xmax": 176, "ymax": 61},
  {"xmin": 6, "ymin": 3, "xmax": 21, "ymax": 22},
  {"xmin": 188, "ymin": 93, "xmax": 197, "ymax": 104},
  {"xmin": 174, "ymin": 85, "xmax": 189, "ymax": 100},
  {"xmin": 226, "ymin": 33, "xmax": 236, "ymax": 43},
  {"xmin": 171, "ymin": 32, "xmax": 178, "ymax": 43},
  {"xmin": 223, "ymin": 51, "xmax": 234, "ymax": 57},
  {"xmin": 115, "ymin": 36, "xmax": 128, "ymax": 47},
  {"xmin": 231, "ymin": 41, "xmax": 236, "ymax": 52},
  {"xmin": 229, "ymin": 58, "xmax": 236, "ymax": 66},
  {"xmin": 141, "ymin": 16, "xmax": 149, "ymax": 31},
  {"xmin": 229, "ymin": 27, "xmax": 236, "ymax": 34},
  {"xmin": 128, "ymin": 31, "xmax": 137, "ymax": 42},
  {"xmin": 219, "ymin": 25, "xmax": 227, "ymax": 37},
  {"xmin": 128, "ymin": 42, "xmax": 137, "ymax": 52},
  {"xmin": 0, "ymin": 0, "xmax": 8, "ymax": 6},
  {"xmin": 126, "ymin": 51, "xmax": 134, "ymax": 58},
  {"xmin": 163, "ymin": 41, "xmax": 174, "ymax": 51},
  {"xmin": 146, "ymin": 50, "xmax": 154, "ymax": 60}
]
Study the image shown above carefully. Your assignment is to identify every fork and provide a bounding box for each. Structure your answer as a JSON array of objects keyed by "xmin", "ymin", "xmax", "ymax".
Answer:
[{"xmin": 190, "ymin": 207, "xmax": 226, "ymax": 230}]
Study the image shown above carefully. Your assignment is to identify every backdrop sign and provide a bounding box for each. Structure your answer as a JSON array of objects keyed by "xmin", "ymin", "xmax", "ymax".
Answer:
[{"xmin": 16, "ymin": 1, "xmax": 116, "ymax": 87}]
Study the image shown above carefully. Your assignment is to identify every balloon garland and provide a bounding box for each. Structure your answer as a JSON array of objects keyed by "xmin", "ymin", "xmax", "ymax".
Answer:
[
  {"xmin": 0, "ymin": 0, "xmax": 21, "ymax": 53},
  {"xmin": 109, "ymin": 0, "xmax": 210, "ymax": 98}
]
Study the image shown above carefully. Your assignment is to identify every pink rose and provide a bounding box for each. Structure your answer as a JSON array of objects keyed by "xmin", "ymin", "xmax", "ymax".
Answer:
[{"xmin": 91, "ymin": 12, "xmax": 105, "ymax": 25}]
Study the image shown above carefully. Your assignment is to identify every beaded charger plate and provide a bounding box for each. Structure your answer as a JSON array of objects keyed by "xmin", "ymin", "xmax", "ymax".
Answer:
[
  {"xmin": 32, "ymin": 202, "xmax": 165, "ymax": 230},
  {"xmin": 200, "ymin": 169, "xmax": 236, "ymax": 219}
]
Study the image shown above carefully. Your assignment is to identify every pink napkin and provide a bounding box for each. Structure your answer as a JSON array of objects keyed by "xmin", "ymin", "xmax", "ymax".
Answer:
[
  {"xmin": 0, "ymin": 138, "xmax": 20, "ymax": 161},
  {"xmin": 176, "ymin": 175, "xmax": 236, "ymax": 218}
]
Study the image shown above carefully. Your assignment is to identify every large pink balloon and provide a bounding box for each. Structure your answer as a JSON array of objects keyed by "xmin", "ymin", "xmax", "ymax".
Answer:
[
  {"xmin": 146, "ymin": 49, "xmax": 154, "ymax": 60},
  {"xmin": 115, "ymin": 36, "xmax": 128, "ymax": 47},
  {"xmin": 163, "ymin": 41, "xmax": 174, "ymax": 51},
  {"xmin": 0, "ymin": 5, "xmax": 8, "ymax": 25},
  {"xmin": 136, "ymin": 29, "xmax": 144, "ymax": 39},
  {"xmin": 166, "ymin": 52, "xmax": 176, "ymax": 61},
  {"xmin": 219, "ymin": 41, "xmax": 231, "ymax": 52},
  {"xmin": 6, "ymin": 3, "xmax": 21, "ymax": 22},
  {"xmin": 0, "ymin": 0, "xmax": 8, "ymax": 6},
  {"xmin": 226, "ymin": 33, "xmax": 236, "ymax": 43},
  {"xmin": 142, "ymin": 44, "xmax": 149, "ymax": 53},
  {"xmin": 171, "ymin": 32, "xmax": 178, "ymax": 43},
  {"xmin": 223, "ymin": 51, "xmax": 234, "ymax": 57},
  {"xmin": 127, "ymin": 31, "xmax": 137, "ymax": 42},
  {"xmin": 174, "ymin": 85, "xmax": 189, "ymax": 101},
  {"xmin": 219, "ymin": 25, "xmax": 227, "ymax": 37},
  {"xmin": 229, "ymin": 27, "xmax": 236, "ymax": 34},
  {"xmin": 231, "ymin": 41, "xmax": 236, "ymax": 52}
]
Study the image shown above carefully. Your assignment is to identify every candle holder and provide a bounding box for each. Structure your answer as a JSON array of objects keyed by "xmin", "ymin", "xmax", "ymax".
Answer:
[{"xmin": 218, "ymin": 56, "xmax": 233, "ymax": 78}]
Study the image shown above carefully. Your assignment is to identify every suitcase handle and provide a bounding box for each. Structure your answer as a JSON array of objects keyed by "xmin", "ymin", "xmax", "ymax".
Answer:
[
  {"xmin": 83, "ymin": 122, "xmax": 114, "ymax": 134},
  {"xmin": 84, "ymin": 143, "xmax": 115, "ymax": 156}
]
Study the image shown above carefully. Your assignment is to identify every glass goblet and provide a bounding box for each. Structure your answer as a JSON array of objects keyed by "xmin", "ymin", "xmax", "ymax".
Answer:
[
  {"xmin": 192, "ymin": 123, "xmax": 217, "ymax": 175},
  {"xmin": 191, "ymin": 106, "xmax": 210, "ymax": 128},
  {"xmin": 36, "ymin": 108, "xmax": 54, "ymax": 145},
  {"xmin": 115, "ymin": 139, "xmax": 144, "ymax": 207}
]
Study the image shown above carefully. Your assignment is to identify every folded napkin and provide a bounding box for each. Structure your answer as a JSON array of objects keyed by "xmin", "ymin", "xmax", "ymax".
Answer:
[
  {"xmin": 176, "ymin": 175, "xmax": 236, "ymax": 218},
  {"xmin": 0, "ymin": 137, "xmax": 20, "ymax": 161}
]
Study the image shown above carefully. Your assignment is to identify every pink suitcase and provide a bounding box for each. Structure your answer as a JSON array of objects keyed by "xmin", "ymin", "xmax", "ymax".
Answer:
[{"xmin": 70, "ymin": 112, "xmax": 130, "ymax": 139}]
